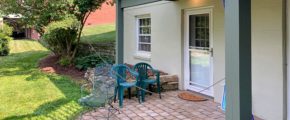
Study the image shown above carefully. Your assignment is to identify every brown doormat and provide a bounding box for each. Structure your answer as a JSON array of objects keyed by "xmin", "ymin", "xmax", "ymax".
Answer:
[{"xmin": 178, "ymin": 92, "xmax": 208, "ymax": 102}]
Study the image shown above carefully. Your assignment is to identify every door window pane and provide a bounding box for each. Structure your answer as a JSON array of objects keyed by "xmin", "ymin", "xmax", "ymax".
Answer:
[{"xmin": 189, "ymin": 14, "xmax": 210, "ymax": 50}]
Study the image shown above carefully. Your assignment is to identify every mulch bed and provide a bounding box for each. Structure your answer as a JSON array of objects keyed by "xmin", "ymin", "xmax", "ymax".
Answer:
[{"xmin": 39, "ymin": 54, "xmax": 85, "ymax": 80}]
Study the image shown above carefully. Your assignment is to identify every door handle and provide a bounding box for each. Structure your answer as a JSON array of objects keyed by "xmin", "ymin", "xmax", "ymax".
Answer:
[{"xmin": 209, "ymin": 48, "xmax": 213, "ymax": 57}]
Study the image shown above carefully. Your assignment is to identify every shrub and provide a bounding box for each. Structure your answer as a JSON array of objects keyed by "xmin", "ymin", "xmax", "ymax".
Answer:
[
  {"xmin": 42, "ymin": 27, "xmax": 78, "ymax": 55},
  {"xmin": 45, "ymin": 16, "xmax": 79, "ymax": 34},
  {"xmin": 59, "ymin": 56, "xmax": 70, "ymax": 66},
  {"xmin": 41, "ymin": 17, "xmax": 79, "ymax": 65},
  {"xmin": 74, "ymin": 54, "xmax": 114, "ymax": 70},
  {"xmin": 0, "ymin": 33, "xmax": 12, "ymax": 56},
  {"xmin": 0, "ymin": 23, "xmax": 13, "ymax": 36}
]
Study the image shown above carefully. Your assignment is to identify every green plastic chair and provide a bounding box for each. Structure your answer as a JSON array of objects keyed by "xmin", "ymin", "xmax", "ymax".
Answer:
[
  {"xmin": 110, "ymin": 64, "xmax": 140, "ymax": 108},
  {"xmin": 79, "ymin": 64, "xmax": 119, "ymax": 119},
  {"xmin": 133, "ymin": 62, "xmax": 161, "ymax": 102}
]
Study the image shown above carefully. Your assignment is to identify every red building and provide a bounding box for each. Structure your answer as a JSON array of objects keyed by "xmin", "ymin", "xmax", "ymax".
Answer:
[
  {"xmin": 85, "ymin": 2, "xmax": 116, "ymax": 26},
  {"xmin": 25, "ymin": 28, "xmax": 40, "ymax": 40}
]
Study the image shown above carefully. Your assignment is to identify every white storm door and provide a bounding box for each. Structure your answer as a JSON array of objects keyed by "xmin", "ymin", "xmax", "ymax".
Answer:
[{"xmin": 184, "ymin": 8, "xmax": 213, "ymax": 96}]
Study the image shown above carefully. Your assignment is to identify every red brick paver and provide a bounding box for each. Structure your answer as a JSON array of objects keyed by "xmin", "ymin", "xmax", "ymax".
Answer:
[{"xmin": 79, "ymin": 91, "xmax": 225, "ymax": 120}]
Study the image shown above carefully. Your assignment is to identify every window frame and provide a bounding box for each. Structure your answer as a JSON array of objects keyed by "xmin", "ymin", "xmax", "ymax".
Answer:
[{"xmin": 135, "ymin": 15, "xmax": 151, "ymax": 58}]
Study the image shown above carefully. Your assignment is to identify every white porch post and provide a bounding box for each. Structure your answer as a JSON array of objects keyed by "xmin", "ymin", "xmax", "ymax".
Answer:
[{"xmin": 225, "ymin": 0, "xmax": 252, "ymax": 120}]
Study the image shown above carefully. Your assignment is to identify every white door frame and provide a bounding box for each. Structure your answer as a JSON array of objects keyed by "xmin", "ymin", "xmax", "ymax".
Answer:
[{"xmin": 183, "ymin": 7, "xmax": 214, "ymax": 96}]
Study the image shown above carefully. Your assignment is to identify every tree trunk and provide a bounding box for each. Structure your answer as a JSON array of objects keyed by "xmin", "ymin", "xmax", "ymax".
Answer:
[{"xmin": 69, "ymin": 12, "xmax": 92, "ymax": 63}]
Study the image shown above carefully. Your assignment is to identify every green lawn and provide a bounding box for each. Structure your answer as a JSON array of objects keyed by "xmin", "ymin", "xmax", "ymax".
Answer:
[
  {"xmin": 81, "ymin": 24, "xmax": 116, "ymax": 44},
  {"xmin": 0, "ymin": 40, "xmax": 85, "ymax": 120}
]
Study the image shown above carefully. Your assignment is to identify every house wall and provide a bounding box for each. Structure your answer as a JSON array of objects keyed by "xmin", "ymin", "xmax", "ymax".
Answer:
[
  {"xmin": 123, "ymin": 0, "xmax": 284, "ymax": 119},
  {"xmin": 251, "ymin": 0, "xmax": 284, "ymax": 119},
  {"xmin": 123, "ymin": 1, "xmax": 182, "ymax": 89}
]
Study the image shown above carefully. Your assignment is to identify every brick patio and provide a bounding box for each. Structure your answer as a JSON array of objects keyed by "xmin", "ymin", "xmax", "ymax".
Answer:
[{"xmin": 79, "ymin": 91, "xmax": 226, "ymax": 120}]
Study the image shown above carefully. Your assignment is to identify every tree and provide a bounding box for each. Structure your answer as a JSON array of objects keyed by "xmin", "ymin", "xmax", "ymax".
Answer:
[
  {"xmin": 69, "ymin": 0, "xmax": 112, "ymax": 62},
  {"xmin": 0, "ymin": 0, "xmax": 113, "ymax": 62},
  {"xmin": 0, "ymin": 0, "xmax": 69, "ymax": 35}
]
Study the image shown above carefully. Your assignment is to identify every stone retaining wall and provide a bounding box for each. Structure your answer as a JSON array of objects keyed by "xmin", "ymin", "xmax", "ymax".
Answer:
[{"xmin": 78, "ymin": 42, "xmax": 115, "ymax": 57}]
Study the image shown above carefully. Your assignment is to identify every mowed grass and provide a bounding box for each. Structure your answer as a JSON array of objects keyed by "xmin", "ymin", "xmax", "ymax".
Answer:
[
  {"xmin": 81, "ymin": 24, "xmax": 115, "ymax": 44},
  {"xmin": 0, "ymin": 40, "xmax": 85, "ymax": 120}
]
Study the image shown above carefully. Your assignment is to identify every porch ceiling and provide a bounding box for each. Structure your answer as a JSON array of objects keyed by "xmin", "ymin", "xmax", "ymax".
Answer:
[{"xmin": 120, "ymin": 0, "xmax": 177, "ymax": 8}]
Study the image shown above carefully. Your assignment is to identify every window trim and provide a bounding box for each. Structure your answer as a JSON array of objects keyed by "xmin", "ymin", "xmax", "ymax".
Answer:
[{"xmin": 135, "ymin": 15, "xmax": 151, "ymax": 60}]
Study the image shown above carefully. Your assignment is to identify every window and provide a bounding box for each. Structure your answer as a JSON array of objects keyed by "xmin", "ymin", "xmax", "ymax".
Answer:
[
  {"xmin": 189, "ymin": 14, "xmax": 210, "ymax": 50},
  {"xmin": 137, "ymin": 16, "xmax": 151, "ymax": 53}
]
